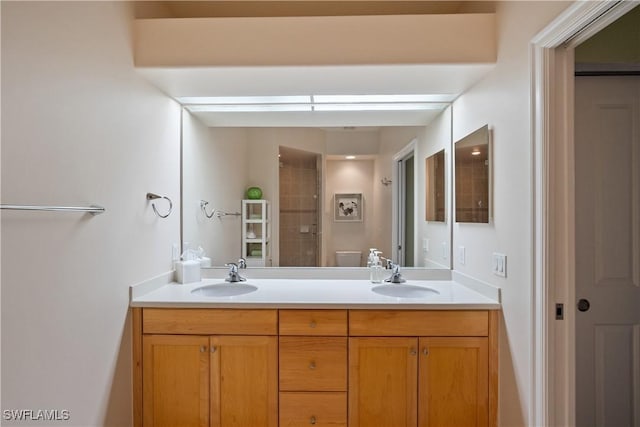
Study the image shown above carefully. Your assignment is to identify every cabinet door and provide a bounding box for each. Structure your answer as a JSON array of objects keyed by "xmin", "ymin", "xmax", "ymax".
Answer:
[
  {"xmin": 143, "ymin": 335, "xmax": 209, "ymax": 427},
  {"xmin": 349, "ymin": 337, "xmax": 418, "ymax": 427},
  {"xmin": 210, "ymin": 336, "xmax": 278, "ymax": 427},
  {"xmin": 418, "ymin": 337, "xmax": 488, "ymax": 427}
]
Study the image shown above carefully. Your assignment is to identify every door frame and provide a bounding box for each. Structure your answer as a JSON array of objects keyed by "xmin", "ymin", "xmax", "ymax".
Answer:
[
  {"xmin": 392, "ymin": 139, "xmax": 417, "ymax": 266},
  {"xmin": 531, "ymin": 2, "xmax": 638, "ymax": 426}
]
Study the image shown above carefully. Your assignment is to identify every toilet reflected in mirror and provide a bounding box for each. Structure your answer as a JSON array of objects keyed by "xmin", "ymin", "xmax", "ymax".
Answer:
[{"xmin": 335, "ymin": 250, "xmax": 362, "ymax": 267}]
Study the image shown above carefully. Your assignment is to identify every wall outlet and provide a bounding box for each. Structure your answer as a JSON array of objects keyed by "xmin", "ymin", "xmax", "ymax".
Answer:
[
  {"xmin": 423, "ymin": 238, "xmax": 430, "ymax": 252},
  {"xmin": 492, "ymin": 253, "xmax": 507, "ymax": 277},
  {"xmin": 458, "ymin": 246, "xmax": 466, "ymax": 265}
]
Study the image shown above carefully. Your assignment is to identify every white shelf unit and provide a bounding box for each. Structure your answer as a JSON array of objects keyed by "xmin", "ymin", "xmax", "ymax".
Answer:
[{"xmin": 241, "ymin": 199, "xmax": 271, "ymax": 267}]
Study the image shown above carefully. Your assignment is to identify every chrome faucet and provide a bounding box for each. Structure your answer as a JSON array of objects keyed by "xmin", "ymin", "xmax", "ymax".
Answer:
[
  {"xmin": 237, "ymin": 257, "xmax": 247, "ymax": 269},
  {"xmin": 385, "ymin": 262, "xmax": 406, "ymax": 283},
  {"xmin": 224, "ymin": 262, "xmax": 246, "ymax": 283}
]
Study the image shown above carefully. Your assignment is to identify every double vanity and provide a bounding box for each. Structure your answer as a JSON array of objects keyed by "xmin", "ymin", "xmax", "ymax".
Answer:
[{"xmin": 131, "ymin": 271, "xmax": 500, "ymax": 427}]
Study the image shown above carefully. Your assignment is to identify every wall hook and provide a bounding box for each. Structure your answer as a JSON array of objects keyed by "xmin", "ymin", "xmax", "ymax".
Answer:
[
  {"xmin": 147, "ymin": 193, "xmax": 172, "ymax": 218},
  {"xmin": 200, "ymin": 200, "xmax": 216, "ymax": 219}
]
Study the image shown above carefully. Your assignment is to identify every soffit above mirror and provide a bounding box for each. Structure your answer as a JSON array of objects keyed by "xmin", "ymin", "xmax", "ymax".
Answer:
[{"xmin": 135, "ymin": 10, "xmax": 495, "ymax": 127}]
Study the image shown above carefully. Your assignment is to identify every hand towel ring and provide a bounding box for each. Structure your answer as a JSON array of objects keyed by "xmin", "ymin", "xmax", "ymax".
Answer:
[
  {"xmin": 147, "ymin": 193, "xmax": 172, "ymax": 218},
  {"xmin": 200, "ymin": 200, "xmax": 216, "ymax": 219}
]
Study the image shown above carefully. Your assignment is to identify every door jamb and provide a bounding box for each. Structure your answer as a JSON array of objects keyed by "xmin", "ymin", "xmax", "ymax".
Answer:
[
  {"xmin": 392, "ymin": 139, "xmax": 417, "ymax": 266},
  {"xmin": 531, "ymin": 2, "xmax": 637, "ymax": 426}
]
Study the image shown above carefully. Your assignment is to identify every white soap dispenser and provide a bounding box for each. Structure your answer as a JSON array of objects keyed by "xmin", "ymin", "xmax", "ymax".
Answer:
[
  {"xmin": 370, "ymin": 251, "xmax": 384, "ymax": 284},
  {"xmin": 367, "ymin": 248, "xmax": 377, "ymax": 268}
]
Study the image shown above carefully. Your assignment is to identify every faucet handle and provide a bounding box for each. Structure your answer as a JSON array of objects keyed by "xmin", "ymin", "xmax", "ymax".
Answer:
[
  {"xmin": 225, "ymin": 262, "xmax": 238, "ymax": 274},
  {"xmin": 237, "ymin": 258, "xmax": 247, "ymax": 269}
]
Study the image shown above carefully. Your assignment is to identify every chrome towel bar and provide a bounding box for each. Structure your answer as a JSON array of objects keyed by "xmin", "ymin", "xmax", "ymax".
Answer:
[{"xmin": 0, "ymin": 204, "xmax": 105, "ymax": 215}]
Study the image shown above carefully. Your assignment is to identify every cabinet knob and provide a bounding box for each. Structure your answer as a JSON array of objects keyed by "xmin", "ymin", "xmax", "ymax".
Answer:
[
  {"xmin": 410, "ymin": 348, "xmax": 417, "ymax": 356},
  {"xmin": 309, "ymin": 361, "xmax": 316, "ymax": 370},
  {"xmin": 309, "ymin": 321, "xmax": 317, "ymax": 328},
  {"xmin": 211, "ymin": 346, "xmax": 217, "ymax": 353},
  {"xmin": 422, "ymin": 348, "xmax": 429, "ymax": 356},
  {"xmin": 200, "ymin": 345, "xmax": 207, "ymax": 353},
  {"xmin": 310, "ymin": 415, "xmax": 317, "ymax": 425}
]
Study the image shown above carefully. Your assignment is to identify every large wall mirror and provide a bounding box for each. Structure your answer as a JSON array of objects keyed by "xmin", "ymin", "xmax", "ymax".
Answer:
[
  {"xmin": 454, "ymin": 124, "xmax": 491, "ymax": 223},
  {"xmin": 181, "ymin": 105, "xmax": 454, "ymax": 269}
]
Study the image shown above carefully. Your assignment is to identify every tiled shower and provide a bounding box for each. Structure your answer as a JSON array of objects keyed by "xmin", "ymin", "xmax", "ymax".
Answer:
[{"xmin": 279, "ymin": 146, "xmax": 321, "ymax": 266}]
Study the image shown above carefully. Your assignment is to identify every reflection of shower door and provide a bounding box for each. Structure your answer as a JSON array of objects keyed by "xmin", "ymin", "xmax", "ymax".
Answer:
[{"xmin": 279, "ymin": 147, "xmax": 321, "ymax": 267}]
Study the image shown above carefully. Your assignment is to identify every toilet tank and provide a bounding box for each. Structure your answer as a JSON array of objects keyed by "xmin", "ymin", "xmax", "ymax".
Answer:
[{"xmin": 335, "ymin": 251, "xmax": 362, "ymax": 267}]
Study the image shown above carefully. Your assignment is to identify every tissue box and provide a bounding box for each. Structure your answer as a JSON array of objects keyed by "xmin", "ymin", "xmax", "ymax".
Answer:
[{"xmin": 175, "ymin": 260, "xmax": 201, "ymax": 284}]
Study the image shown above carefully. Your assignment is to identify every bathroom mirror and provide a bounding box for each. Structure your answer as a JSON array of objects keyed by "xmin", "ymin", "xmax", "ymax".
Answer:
[
  {"xmin": 181, "ymin": 107, "xmax": 453, "ymax": 269},
  {"xmin": 454, "ymin": 124, "xmax": 491, "ymax": 223},
  {"xmin": 425, "ymin": 149, "xmax": 446, "ymax": 222}
]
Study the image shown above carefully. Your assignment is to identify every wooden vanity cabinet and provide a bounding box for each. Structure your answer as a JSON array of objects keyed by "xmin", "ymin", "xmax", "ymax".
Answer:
[
  {"xmin": 137, "ymin": 309, "xmax": 278, "ymax": 427},
  {"xmin": 348, "ymin": 310, "xmax": 498, "ymax": 427},
  {"xmin": 278, "ymin": 310, "xmax": 348, "ymax": 427},
  {"xmin": 134, "ymin": 308, "xmax": 498, "ymax": 427}
]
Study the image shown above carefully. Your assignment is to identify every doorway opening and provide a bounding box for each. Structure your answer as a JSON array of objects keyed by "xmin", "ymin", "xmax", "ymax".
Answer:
[{"xmin": 278, "ymin": 146, "xmax": 322, "ymax": 267}]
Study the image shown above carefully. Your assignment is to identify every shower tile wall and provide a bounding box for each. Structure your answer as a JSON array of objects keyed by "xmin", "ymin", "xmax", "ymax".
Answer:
[{"xmin": 279, "ymin": 153, "xmax": 319, "ymax": 266}]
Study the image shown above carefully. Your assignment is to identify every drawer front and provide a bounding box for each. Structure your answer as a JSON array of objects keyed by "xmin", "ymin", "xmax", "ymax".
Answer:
[
  {"xmin": 349, "ymin": 310, "xmax": 489, "ymax": 336},
  {"xmin": 279, "ymin": 310, "xmax": 348, "ymax": 336},
  {"xmin": 142, "ymin": 308, "xmax": 277, "ymax": 335},
  {"xmin": 279, "ymin": 337, "xmax": 347, "ymax": 391},
  {"xmin": 280, "ymin": 392, "xmax": 346, "ymax": 427}
]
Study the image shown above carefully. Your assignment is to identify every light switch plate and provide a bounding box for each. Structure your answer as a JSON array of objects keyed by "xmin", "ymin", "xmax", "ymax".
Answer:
[
  {"xmin": 423, "ymin": 238, "xmax": 430, "ymax": 252},
  {"xmin": 492, "ymin": 253, "xmax": 507, "ymax": 277},
  {"xmin": 458, "ymin": 246, "xmax": 466, "ymax": 265},
  {"xmin": 442, "ymin": 242, "xmax": 448, "ymax": 259}
]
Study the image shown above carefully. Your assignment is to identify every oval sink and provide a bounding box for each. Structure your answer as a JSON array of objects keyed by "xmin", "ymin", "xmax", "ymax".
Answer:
[
  {"xmin": 191, "ymin": 283, "xmax": 258, "ymax": 297},
  {"xmin": 372, "ymin": 284, "xmax": 439, "ymax": 298}
]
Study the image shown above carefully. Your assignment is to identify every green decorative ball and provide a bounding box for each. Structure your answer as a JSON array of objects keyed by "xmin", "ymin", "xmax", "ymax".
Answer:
[{"xmin": 246, "ymin": 187, "xmax": 263, "ymax": 200}]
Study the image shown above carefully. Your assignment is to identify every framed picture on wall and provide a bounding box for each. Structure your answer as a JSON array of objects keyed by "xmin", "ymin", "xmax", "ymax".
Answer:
[{"xmin": 334, "ymin": 193, "xmax": 363, "ymax": 222}]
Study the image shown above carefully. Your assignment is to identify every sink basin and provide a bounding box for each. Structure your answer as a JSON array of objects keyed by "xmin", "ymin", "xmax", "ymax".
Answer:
[
  {"xmin": 191, "ymin": 283, "xmax": 258, "ymax": 297},
  {"xmin": 372, "ymin": 284, "xmax": 439, "ymax": 298}
]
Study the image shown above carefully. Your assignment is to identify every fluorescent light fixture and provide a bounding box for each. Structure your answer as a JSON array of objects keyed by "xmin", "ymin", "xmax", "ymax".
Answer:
[
  {"xmin": 187, "ymin": 104, "xmax": 312, "ymax": 112},
  {"xmin": 178, "ymin": 95, "xmax": 311, "ymax": 105},
  {"xmin": 313, "ymin": 94, "xmax": 455, "ymax": 103},
  {"xmin": 345, "ymin": 155, "xmax": 356, "ymax": 160},
  {"xmin": 314, "ymin": 103, "xmax": 447, "ymax": 112}
]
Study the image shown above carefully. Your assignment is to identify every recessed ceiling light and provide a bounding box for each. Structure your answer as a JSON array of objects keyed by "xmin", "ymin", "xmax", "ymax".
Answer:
[{"xmin": 345, "ymin": 155, "xmax": 356, "ymax": 160}]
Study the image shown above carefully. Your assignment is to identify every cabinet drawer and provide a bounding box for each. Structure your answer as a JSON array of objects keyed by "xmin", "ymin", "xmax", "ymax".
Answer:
[
  {"xmin": 349, "ymin": 310, "xmax": 489, "ymax": 336},
  {"xmin": 279, "ymin": 337, "xmax": 347, "ymax": 391},
  {"xmin": 280, "ymin": 392, "xmax": 346, "ymax": 427},
  {"xmin": 279, "ymin": 310, "xmax": 347, "ymax": 336},
  {"xmin": 142, "ymin": 308, "xmax": 277, "ymax": 335}
]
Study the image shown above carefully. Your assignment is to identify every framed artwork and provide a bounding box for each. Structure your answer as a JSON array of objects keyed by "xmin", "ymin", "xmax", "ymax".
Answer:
[{"xmin": 334, "ymin": 193, "xmax": 363, "ymax": 222}]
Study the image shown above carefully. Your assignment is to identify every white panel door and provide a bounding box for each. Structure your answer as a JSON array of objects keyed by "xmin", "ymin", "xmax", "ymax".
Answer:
[{"xmin": 575, "ymin": 76, "xmax": 640, "ymax": 427}]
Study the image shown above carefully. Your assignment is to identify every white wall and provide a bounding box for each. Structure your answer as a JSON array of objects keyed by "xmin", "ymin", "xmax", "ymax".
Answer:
[
  {"xmin": 1, "ymin": 2, "xmax": 180, "ymax": 426},
  {"xmin": 416, "ymin": 107, "xmax": 452, "ymax": 268},
  {"xmin": 182, "ymin": 115, "xmax": 248, "ymax": 264},
  {"xmin": 450, "ymin": 2, "xmax": 570, "ymax": 425}
]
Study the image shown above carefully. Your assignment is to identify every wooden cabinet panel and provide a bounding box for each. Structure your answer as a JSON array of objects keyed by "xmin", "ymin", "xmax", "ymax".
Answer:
[
  {"xmin": 143, "ymin": 335, "xmax": 209, "ymax": 427},
  {"xmin": 280, "ymin": 392, "xmax": 347, "ymax": 427},
  {"xmin": 418, "ymin": 337, "xmax": 489, "ymax": 427},
  {"xmin": 279, "ymin": 337, "xmax": 347, "ymax": 391},
  {"xmin": 142, "ymin": 308, "xmax": 277, "ymax": 335},
  {"xmin": 349, "ymin": 337, "xmax": 418, "ymax": 427},
  {"xmin": 279, "ymin": 310, "xmax": 348, "ymax": 336},
  {"xmin": 349, "ymin": 310, "xmax": 489, "ymax": 336},
  {"xmin": 210, "ymin": 336, "xmax": 278, "ymax": 427}
]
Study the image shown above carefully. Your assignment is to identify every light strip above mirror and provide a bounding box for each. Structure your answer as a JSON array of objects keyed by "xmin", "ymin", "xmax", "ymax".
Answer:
[{"xmin": 178, "ymin": 94, "xmax": 455, "ymax": 113}]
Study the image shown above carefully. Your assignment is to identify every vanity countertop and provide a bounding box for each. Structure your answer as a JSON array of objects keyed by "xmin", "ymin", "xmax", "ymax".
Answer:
[{"xmin": 130, "ymin": 277, "xmax": 500, "ymax": 310}]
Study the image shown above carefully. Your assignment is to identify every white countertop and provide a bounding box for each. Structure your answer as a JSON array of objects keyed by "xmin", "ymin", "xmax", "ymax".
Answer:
[{"xmin": 130, "ymin": 277, "xmax": 500, "ymax": 310}]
